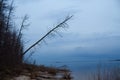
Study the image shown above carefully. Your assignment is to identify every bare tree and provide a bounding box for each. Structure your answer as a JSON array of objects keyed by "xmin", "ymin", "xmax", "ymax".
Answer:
[
  {"xmin": 0, "ymin": 0, "xmax": 73, "ymax": 67},
  {"xmin": 6, "ymin": 0, "xmax": 14, "ymax": 32},
  {"xmin": 23, "ymin": 15, "xmax": 73, "ymax": 55}
]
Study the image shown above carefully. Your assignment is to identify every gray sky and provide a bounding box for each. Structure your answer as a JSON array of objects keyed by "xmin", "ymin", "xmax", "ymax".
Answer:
[{"xmin": 15, "ymin": 0, "xmax": 120, "ymax": 55}]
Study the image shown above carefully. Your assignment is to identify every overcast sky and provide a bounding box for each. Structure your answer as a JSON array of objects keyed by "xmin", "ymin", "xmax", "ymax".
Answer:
[{"xmin": 14, "ymin": 0, "xmax": 120, "ymax": 55}]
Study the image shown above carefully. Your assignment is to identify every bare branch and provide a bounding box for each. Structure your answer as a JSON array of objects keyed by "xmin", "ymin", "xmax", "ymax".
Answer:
[
  {"xmin": 17, "ymin": 15, "xmax": 29, "ymax": 40},
  {"xmin": 54, "ymin": 30, "xmax": 63, "ymax": 37},
  {"xmin": 23, "ymin": 15, "xmax": 73, "ymax": 55},
  {"xmin": 6, "ymin": 0, "xmax": 14, "ymax": 32}
]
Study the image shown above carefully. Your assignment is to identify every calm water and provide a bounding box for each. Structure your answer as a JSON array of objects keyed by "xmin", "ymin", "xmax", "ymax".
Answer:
[
  {"xmin": 30, "ymin": 53, "xmax": 120, "ymax": 80},
  {"xmin": 24, "ymin": 0, "xmax": 120, "ymax": 79}
]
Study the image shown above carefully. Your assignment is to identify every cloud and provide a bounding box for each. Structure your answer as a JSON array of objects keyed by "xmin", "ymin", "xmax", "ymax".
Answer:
[
  {"xmin": 29, "ymin": 32, "xmax": 120, "ymax": 55},
  {"xmin": 15, "ymin": 0, "xmax": 120, "ymax": 55},
  {"xmin": 15, "ymin": 0, "xmax": 120, "ymax": 35}
]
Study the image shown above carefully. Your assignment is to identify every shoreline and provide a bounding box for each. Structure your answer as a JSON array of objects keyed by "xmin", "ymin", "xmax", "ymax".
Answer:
[{"xmin": 0, "ymin": 64, "xmax": 73, "ymax": 80}]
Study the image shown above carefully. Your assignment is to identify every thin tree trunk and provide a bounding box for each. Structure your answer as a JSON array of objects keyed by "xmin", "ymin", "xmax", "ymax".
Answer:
[
  {"xmin": 23, "ymin": 16, "xmax": 72, "ymax": 55},
  {"xmin": 6, "ymin": 0, "xmax": 13, "ymax": 32}
]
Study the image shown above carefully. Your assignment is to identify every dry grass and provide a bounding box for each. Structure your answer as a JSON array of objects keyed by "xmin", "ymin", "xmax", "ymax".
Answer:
[
  {"xmin": 0, "ymin": 63, "xmax": 72, "ymax": 80},
  {"xmin": 88, "ymin": 65, "xmax": 120, "ymax": 80}
]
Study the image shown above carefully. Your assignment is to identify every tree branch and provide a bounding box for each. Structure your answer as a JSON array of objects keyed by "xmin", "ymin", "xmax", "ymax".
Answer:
[
  {"xmin": 6, "ymin": 0, "xmax": 14, "ymax": 32},
  {"xmin": 17, "ymin": 15, "xmax": 28, "ymax": 40},
  {"xmin": 23, "ymin": 16, "xmax": 73, "ymax": 55}
]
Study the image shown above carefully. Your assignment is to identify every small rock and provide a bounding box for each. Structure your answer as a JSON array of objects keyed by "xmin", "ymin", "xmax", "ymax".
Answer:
[
  {"xmin": 13, "ymin": 75, "xmax": 30, "ymax": 80},
  {"xmin": 36, "ymin": 77, "xmax": 42, "ymax": 80},
  {"xmin": 31, "ymin": 79, "xmax": 36, "ymax": 80},
  {"xmin": 21, "ymin": 73, "xmax": 31, "ymax": 76}
]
